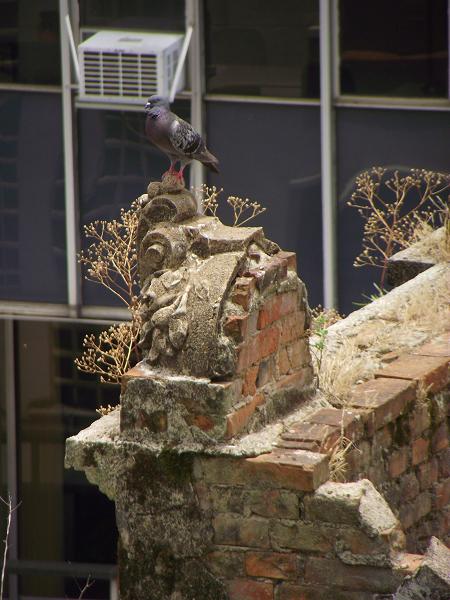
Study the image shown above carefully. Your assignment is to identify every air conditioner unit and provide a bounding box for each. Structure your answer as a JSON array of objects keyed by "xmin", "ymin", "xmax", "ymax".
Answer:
[{"xmin": 78, "ymin": 30, "xmax": 185, "ymax": 104}]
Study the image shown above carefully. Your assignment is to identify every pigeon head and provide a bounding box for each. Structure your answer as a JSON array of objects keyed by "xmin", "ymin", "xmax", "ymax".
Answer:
[{"xmin": 145, "ymin": 95, "xmax": 170, "ymax": 113}]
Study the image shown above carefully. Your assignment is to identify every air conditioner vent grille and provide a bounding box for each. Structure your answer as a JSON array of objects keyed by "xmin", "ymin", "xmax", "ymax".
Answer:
[
  {"xmin": 81, "ymin": 51, "xmax": 158, "ymax": 98},
  {"xmin": 78, "ymin": 31, "xmax": 185, "ymax": 104}
]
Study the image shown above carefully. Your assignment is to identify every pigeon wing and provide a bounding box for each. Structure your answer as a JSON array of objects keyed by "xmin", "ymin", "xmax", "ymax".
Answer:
[{"xmin": 169, "ymin": 117, "xmax": 204, "ymax": 158}]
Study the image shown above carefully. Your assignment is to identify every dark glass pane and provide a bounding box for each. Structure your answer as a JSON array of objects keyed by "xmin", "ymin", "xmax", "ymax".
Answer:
[
  {"xmin": 336, "ymin": 107, "xmax": 450, "ymax": 313},
  {"xmin": 80, "ymin": 0, "xmax": 185, "ymax": 31},
  {"xmin": 0, "ymin": 92, "xmax": 67, "ymax": 303},
  {"xmin": 16, "ymin": 321, "xmax": 117, "ymax": 598},
  {"xmin": 340, "ymin": 0, "xmax": 448, "ymax": 97},
  {"xmin": 204, "ymin": 0, "xmax": 320, "ymax": 98},
  {"xmin": 206, "ymin": 101, "xmax": 323, "ymax": 306},
  {"xmin": 19, "ymin": 574, "xmax": 110, "ymax": 599},
  {"xmin": 78, "ymin": 101, "xmax": 190, "ymax": 306},
  {"xmin": 0, "ymin": 0, "xmax": 61, "ymax": 85}
]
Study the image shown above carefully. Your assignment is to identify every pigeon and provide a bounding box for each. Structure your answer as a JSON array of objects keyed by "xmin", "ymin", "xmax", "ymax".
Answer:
[{"xmin": 144, "ymin": 95, "xmax": 219, "ymax": 179}]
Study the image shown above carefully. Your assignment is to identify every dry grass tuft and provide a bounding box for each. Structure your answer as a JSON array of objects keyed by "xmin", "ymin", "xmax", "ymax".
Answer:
[{"xmin": 329, "ymin": 436, "xmax": 356, "ymax": 482}]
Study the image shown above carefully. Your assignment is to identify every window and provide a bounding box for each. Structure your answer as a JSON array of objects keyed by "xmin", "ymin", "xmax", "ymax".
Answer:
[
  {"xmin": 0, "ymin": 92, "xmax": 67, "ymax": 303},
  {"xmin": 79, "ymin": 0, "xmax": 185, "ymax": 32},
  {"xmin": 339, "ymin": 0, "xmax": 448, "ymax": 98},
  {"xmin": 0, "ymin": 0, "xmax": 61, "ymax": 86},
  {"xmin": 204, "ymin": 0, "xmax": 320, "ymax": 98},
  {"xmin": 16, "ymin": 321, "xmax": 117, "ymax": 598}
]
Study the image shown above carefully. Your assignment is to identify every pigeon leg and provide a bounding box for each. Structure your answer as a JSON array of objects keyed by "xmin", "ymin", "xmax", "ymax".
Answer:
[
  {"xmin": 175, "ymin": 160, "xmax": 189, "ymax": 181},
  {"xmin": 163, "ymin": 159, "xmax": 177, "ymax": 177}
]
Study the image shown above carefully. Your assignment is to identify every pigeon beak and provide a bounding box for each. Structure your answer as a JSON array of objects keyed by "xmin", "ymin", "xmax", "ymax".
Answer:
[{"xmin": 145, "ymin": 102, "xmax": 151, "ymax": 111}]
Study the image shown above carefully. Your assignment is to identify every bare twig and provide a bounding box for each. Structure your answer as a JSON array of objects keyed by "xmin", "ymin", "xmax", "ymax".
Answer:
[
  {"xmin": 348, "ymin": 168, "xmax": 450, "ymax": 288},
  {"xmin": 76, "ymin": 202, "xmax": 142, "ymax": 386},
  {"xmin": 1, "ymin": 496, "xmax": 20, "ymax": 600},
  {"xmin": 197, "ymin": 185, "xmax": 266, "ymax": 226}
]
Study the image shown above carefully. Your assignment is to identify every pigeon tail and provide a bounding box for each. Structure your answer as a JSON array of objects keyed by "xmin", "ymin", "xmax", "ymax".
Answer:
[{"xmin": 200, "ymin": 150, "xmax": 220, "ymax": 174}]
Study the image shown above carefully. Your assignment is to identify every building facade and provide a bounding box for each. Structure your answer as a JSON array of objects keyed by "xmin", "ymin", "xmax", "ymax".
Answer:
[{"xmin": 0, "ymin": 1, "xmax": 449, "ymax": 598}]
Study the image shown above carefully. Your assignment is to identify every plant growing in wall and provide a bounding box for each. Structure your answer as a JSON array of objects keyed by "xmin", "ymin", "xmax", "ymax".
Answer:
[
  {"xmin": 75, "ymin": 202, "xmax": 142, "ymax": 384},
  {"xmin": 348, "ymin": 168, "xmax": 450, "ymax": 289}
]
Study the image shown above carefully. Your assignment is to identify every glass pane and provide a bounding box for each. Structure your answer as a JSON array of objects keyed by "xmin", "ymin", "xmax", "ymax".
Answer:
[
  {"xmin": 80, "ymin": 0, "xmax": 185, "ymax": 31},
  {"xmin": 336, "ymin": 107, "xmax": 450, "ymax": 313},
  {"xmin": 204, "ymin": 0, "xmax": 320, "ymax": 98},
  {"xmin": 16, "ymin": 321, "xmax": 117, "ymax": 598},
  {"xmin": 339, "ymin": 0, "xmax": 448, "ymax": 98},
  {"xmin": 18, "ymin": 574, "xmax": 110, "ymax": 599},
  {"xmin": 0, "ymin": 0, "xmax": 61, "ymax": 85},
  {"xmin": 0, "ymin": 92, "xmax": 67, "ymax": 303},
  {"xmin": 206, "ymin": 101, "xmax": 323, "ymax": 306},
  {"xmin": 78, "ymin": 101, "xmax": 190, "ymax": 306}
]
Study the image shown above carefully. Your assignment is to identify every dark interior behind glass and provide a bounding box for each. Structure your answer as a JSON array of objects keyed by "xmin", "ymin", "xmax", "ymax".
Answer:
[
  {"xmin": 204, "ymin": 0, "xmax": 320, "ymax": 98},
  {"xmin": 340, "ymin": 0, "xmax": 448, "ymax": 98}
]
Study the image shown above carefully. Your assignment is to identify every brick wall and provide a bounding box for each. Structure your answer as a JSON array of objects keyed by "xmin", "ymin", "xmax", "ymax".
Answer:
[
  {"xmin": 191, "ymin": 332, "xmax": 449, "ymax": 598},
  {"xmin": 221, "ymin": 250, "xmax": 313, "ymax": 439}
]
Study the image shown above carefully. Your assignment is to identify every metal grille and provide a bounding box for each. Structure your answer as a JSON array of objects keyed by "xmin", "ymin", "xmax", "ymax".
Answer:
[{"xmin": 82, "ymin": 51, "xmax": 158, "ymax": 98}]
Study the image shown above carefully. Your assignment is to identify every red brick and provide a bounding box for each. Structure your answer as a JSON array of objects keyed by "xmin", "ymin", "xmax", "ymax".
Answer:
[
  {"xmin": 348, "ymin": 378, "xmax": 416, "ymax": 432},
  {"xmin": 277, "ymin": 250, "xmax": 297, "ymax": 271},
  {"xmin": 400, "ymin": 472, "xmax": 420, "ymax": 502},
  {"xmin": 305, "ymin": 558, "xmax": 400, "ymax": 593},
  {"xmin": 247, "ymin": 489, "xmax": 299, "ymax": 519},
  {"xmin": 242, "ymin": 365, "xmax": 259, "ymax": 396},
  {"xmin": 271, "ymin": 520, "xmax": 332, "ymax": 553},
  {"xmin": 206, "ymin": 550, "xmax": 245, "ymax": 578},
  {"xmin": 279, "ymin": 292, "xmax": 299, "ymax": 318},
  {"xmin": 374, "ymin": 425, "xmax": 392, "ymax": 448},
  {"xmin": 399, "ymin": 502, "xmax": 416, "ymax": 530},
  {"xmin": 245, "ymin": 449, "xmax": 330, "ymax": 492},
  {"xmin": 411, "ymin": 333, "xmax": 450, "ymax": 358},
  {"xmin": 279, "ymin": 312, "xmax": 305, "ymax": 345},
  {"xmin": 374, "ymin": 354, "xmax": 449, "ymax": 393},
  {"xmin": 226, "ymin": 393, "xmax": 265, "ymax": 438},
  {"xmin": 307, "ymin": 408, "xmax": 365, "ymax": 442},
  {"xmin": 239, "ymin": 326, "xmax": 281, "ymax": 371},
  {"xmin": 257, "ymin": 357, "xmax": 276, "ymax": 387},
  {"xmin": 224, "ymin": 314, "xmax": 248, "ymax": 342},
  {"xmin": 412, "ymin": 438, "xmax": 429, "ymax": 465},
  {"xmin": 278, "ymin": 422, "xmax": 340, "ymax": 453},
  {"xmin": 277, "ymin": 346, "xmax": 291, "ymax": 376},
  {"xmin": 229, "ymin": 579, "xmax": 273, "ymax": 600},
  {"xmin": 417, "ymin": 458, "xmax": 439, "ymax": 490},
  {"xmin": 409, "ymin": 403, "xmax": 431, "ymax": 437},
  {"xmin": 273, "ymin": 369, "xmax": 313, "ymax": 392},
  {"xmin": 438, "ymin": 448, "xmax": 450, "ymax": 478},
  {"xmin": 245, "ymin": 552, "xmax": 297, "ymax": 580},
  {"xmin": 389, "ymin": 447, "xmax": 409, "ymax": 478},
  {"xmin": 432, "ymin": 422, "xmax": 449, "ymax": 452},
  {"xmin": 434, "ymin": 478, "xmax": 450, "ymax": 510},
  {"xmin": 213, "ymin": 514, "xmax": 270, "ymax": 548},
  {"xmin": 231, "ymin": 276, "xmax": 256, "ymax": 310},
  {"xmin": 258, "ymin": 296, "xmax": 282, "ymax": 329},
  {"xmin": 414, "ymin": 491, "xmax": 432, "ymax": 521},
  {"xmin": 245, "ymin": 256, "xmax": 288, "ymax": 292},
  {"xmin": 286, "ymin": 339, "xmax": 308, "ymax": 370}
]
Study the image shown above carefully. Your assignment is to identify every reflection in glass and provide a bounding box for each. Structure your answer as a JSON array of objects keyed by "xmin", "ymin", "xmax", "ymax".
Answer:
[
  {"xmin": 78, "ymin": 101, "xmax": 190, "ymax": 306},
  {"xmin": 0, "ymin": 0, "xmax": 61, "ymax": 85},
  {"xmin": 206, "ymin": 101, "xmax": 323, "ymax": 306},
  {"xmin": 80, "ymin": 0, "xmax": 185, "ymax": 32},
  {"xmin": 204, "ymin": 0, "xmax": 320, "ymax": 98},
  {"xmin": 16, "ymin": 321, "xmax": 117, "ymax": 598},
  {"xmin": 340, "ymin": 0, "xmax": 448, "ymax": 98},
  {"xmin": 0, "ymin": 92, "xmax": 66, "ymax": 302}
]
